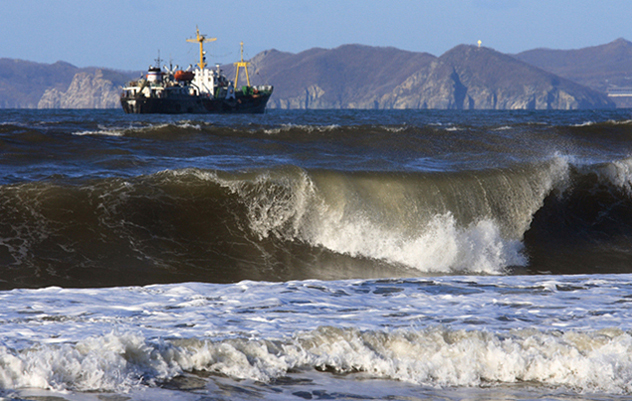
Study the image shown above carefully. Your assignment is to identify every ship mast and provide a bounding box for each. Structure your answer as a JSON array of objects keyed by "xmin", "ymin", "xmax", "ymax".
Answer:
[
  {"xmin": 234, "ymin": 42, "xmax": 251, "ymax": 89},
  {"xmin": 186, "ymin": 27, "xmax": 216, "ymax": 69}
]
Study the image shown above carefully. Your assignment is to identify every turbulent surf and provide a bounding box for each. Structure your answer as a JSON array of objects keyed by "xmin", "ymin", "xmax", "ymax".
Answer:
[{"xmin": 2, "ymin": 109, "xmax": 632, "ymax": 400}]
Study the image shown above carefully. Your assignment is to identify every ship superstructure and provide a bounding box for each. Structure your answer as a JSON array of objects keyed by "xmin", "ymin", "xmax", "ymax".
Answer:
[{"xmin": 120, "ymin": 28, "xmax": 273, "ymax": 114}]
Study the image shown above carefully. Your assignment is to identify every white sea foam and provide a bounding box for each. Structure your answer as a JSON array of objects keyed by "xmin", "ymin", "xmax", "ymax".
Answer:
[
  {"xmin": 290, "ymin": 327, "xmax": 632, "ymax": 391},
  {"xmin": 0, "ymin": 275, "xmax": 632, "ymax": 394},
  {"xmin": 609, "ymin": 118, "xmax": 632, "ymax": 125},
  {"xmin": 3, "ymin": 326, "xmax": 632, "ymax": 393},
  {"xmin": 572, "ymin": 121, "xmax": 596, "ymax": 127},
  {"xmin": 594, "ymin": 157, "xmax": 632, "ymax": 195},
  {"xmin": 72, "ymin": 122, "xmax": 203, "ymax": 137},
  {"xmin": 311, "ymin": 212, "xmax": 525, "ymax": 274},
  {"xmin": 72, "ymin": 129, "xmax": 124, "ymax": 137},
  {"xmin": 0, "ymin": 332, "xmax": 175, "ymax": 391},
  {"xmin": 263, "ymin": 124, "xmax": 341, "ymax": 135},
  {"xmin": 383, "ymin": 125, "xmax": 408, "ymax": 133},
  {"xmin": 174, "ymin": 121, "xmax": 202, "ymax": 130},
  {"xmin": 574, "ymin": 119, "xmax": 632, "ymax": 127}
]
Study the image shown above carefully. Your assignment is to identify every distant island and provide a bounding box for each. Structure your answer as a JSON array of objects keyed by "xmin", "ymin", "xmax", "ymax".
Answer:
[{"xmin": 2, "ymin": 38, "xmax": 632, "ymax": 110}]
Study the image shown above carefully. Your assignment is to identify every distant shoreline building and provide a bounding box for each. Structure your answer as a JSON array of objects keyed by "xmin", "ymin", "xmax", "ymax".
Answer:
[{"xmin": 607, "ymin": 86, "xmax": 632, "ymax": 97}]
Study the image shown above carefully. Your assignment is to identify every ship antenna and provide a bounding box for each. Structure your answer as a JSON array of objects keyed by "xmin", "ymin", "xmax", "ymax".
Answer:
[
  {"xmin": 234, "ymin": 42, "xmax": 251, "ymax": 89},
  {"xmin": 186, "ymin": 26, "xmax": 216, "ymax": 69},
  {"xmin": 154, "ymin": 50, "xmax": 162, "ymax": 69}
]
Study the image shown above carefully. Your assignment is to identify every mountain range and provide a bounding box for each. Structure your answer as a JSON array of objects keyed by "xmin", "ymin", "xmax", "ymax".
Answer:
[
  {"xmin": 2, "ymin": 38, "xmax": 631, "ymax": 110},
  {"xmin": 0, "ymin": 59, "xmax": 131, "ymax": 109},
  {"xmin": 514, "ymin": 38, "xmax": 632, "ymax": 108}
]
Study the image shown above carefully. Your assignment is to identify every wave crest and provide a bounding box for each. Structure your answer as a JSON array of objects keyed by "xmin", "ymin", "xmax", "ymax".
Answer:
[{"xmin": 3, "ymin": 327, "xmax": 632, "ymax": 393}]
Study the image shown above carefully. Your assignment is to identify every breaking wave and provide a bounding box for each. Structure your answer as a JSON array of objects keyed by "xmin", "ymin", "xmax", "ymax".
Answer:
[
  {"xmin": 2, "ymin": 327, "xmax": 632, "ymax": 393},
  {"xmin": 7, "ymin": 153, "xmax": 630, "ymax": 288}
]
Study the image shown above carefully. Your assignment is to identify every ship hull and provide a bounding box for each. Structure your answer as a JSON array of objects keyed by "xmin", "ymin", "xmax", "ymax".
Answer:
[{"xmin": 120, "ymin": 93, "xmax": 272, "ymax": 114}]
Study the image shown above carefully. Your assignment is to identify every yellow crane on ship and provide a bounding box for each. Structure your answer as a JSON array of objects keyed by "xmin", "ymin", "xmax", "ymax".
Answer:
[
  {"xmin": 186, "ymin": 27, "xmax": 255, "ymax": 91},
  {"xmin": 186, "ymin": 27, "xmax": 216, "ymax": 69},
  {"xmin": 234, "ymin": 42, "xmax": 251, "ymax": 89}
]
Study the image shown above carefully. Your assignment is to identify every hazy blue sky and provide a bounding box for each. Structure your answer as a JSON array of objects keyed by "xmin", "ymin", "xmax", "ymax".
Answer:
[{"xmin": 2, "ymin": 0, "xmax": 630, "ymax": 70}]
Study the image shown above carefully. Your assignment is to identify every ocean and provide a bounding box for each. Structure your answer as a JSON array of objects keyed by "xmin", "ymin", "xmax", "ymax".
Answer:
[{"xmin": 1, "ymin": 108, "xmax": 632, "ymax": 400}]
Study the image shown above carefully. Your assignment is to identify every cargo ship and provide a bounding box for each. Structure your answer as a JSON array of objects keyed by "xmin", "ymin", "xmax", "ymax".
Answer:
[{"xmin": 121, "ymin": 28, "xmax": 273, "ymax": 114}]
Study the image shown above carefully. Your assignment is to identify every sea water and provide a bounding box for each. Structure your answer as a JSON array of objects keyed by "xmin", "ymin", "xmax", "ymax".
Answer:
[{"xmin": 1, "ymin": 109, "xmax": 632, "ymax": 400}]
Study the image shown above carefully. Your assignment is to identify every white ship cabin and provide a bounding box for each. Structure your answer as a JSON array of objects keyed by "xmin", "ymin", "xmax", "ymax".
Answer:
[
  {"xmin": 122, "ymin": 66, "xmax": 167, "ymax": 98},
  {"xmin": 191, "ymin": 65, "xmax": 234, "ymax": 98},
  {"xmin": 123, "ymin": 64, "xmax": 235, "ymax": 99}
]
